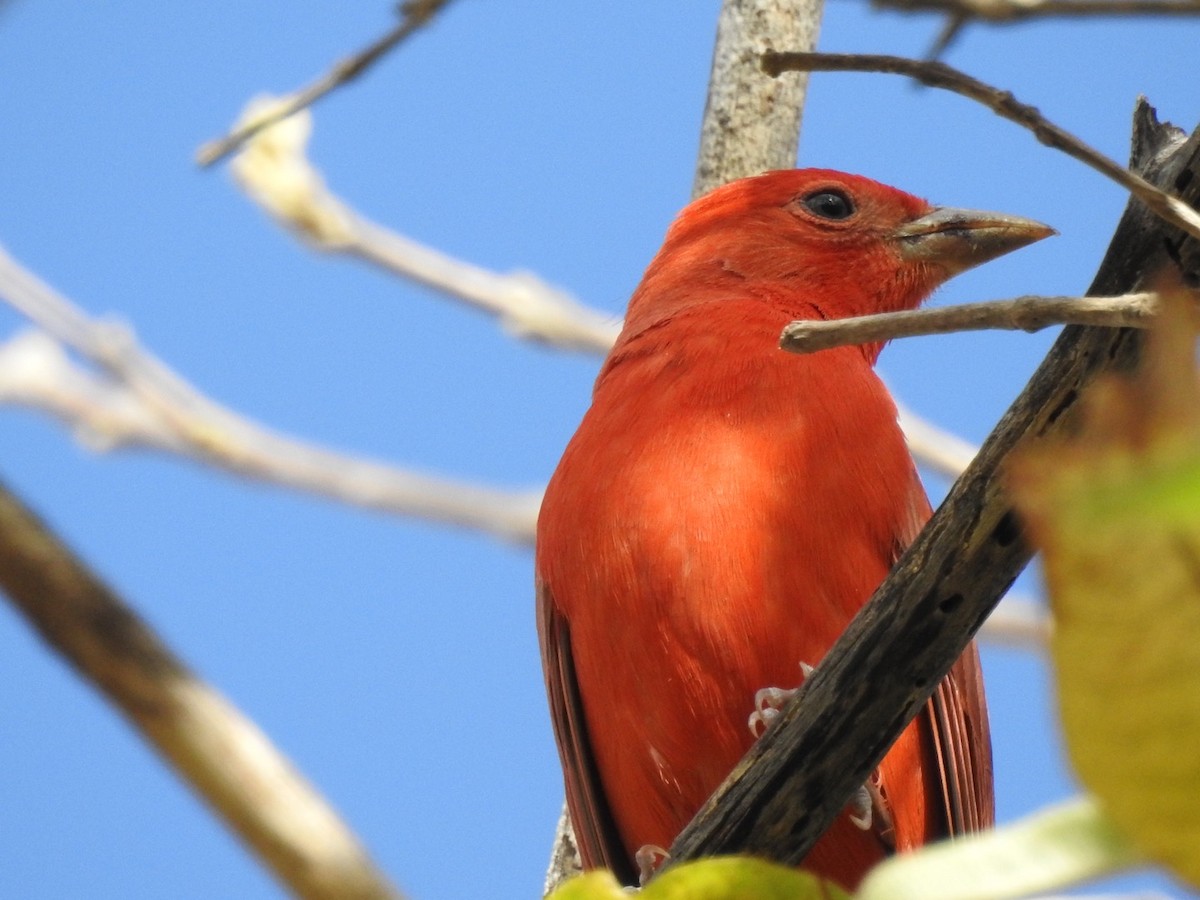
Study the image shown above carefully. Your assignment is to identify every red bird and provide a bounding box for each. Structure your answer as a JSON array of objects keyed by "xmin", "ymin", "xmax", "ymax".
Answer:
[{"xmin": 537, "ymin": 169, "xmax": 1050, "ymax": 890}]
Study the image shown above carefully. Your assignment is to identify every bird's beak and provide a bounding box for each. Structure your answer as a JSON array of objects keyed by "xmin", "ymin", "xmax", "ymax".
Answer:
[{"xmin": 894, "ymin": 207, "xmax": 1055, "ymax": 276}]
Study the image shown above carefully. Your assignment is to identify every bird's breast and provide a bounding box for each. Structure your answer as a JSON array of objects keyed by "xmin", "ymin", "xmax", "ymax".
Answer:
[{"xmin": 536, "ymin": 313, "xmax": 928, "ymax": 859}]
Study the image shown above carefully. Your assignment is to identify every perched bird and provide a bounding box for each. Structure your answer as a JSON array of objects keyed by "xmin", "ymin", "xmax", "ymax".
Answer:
[{"xmin": 537, "ymin": 169, "xmax": 1050, "ymax": 890}]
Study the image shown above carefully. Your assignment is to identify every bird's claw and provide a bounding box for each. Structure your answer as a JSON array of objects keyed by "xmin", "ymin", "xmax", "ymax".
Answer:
[
  {"xmin": 747, "ymin": 662, "xmax": 815, "ymax": 737},
  {"xmin": 848, "ymin": 773, "xmax": 891, "ymax": 833},
  {"xmin": 749, "ymin": 687, "xmax": 793, "ymax": 736},
  {"xmin": 848, "ymin": 784, "xmax": 873, "ymax": 830},
  {"xmin": 635, "ymin": 844, "xmax": 670, "ymax": 886}
]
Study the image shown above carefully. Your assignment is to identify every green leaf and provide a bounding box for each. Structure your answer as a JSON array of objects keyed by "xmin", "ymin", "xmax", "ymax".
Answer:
[{"xmin": 857, "ymin": 796, "xmax": 1138, "ymax": 900}]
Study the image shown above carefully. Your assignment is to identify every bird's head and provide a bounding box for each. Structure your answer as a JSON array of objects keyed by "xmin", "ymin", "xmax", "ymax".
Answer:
[{"xmin": 624, "ymin": 168, "xmax": 1053, "ymax": 333}]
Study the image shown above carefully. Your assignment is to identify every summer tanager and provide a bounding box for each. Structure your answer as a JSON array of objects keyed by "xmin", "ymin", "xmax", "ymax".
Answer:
[{"xmin": 536, "ymin": 169, "xmax": 1051, "ymax": 889}]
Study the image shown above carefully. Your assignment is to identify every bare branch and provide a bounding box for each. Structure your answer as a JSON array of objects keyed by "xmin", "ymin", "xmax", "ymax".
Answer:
[
  {"xmin": 0, "ymin": 330, "xmax": 184, "ymax": 452},
  {"xmin": 230, "ymin": 99, "xmax": 620, "ymax": 354},
  {"xmin": 982, "ymin": 596, "xmax": 1052, "ymax": 649},
  {"xmin": 874, "ymin": 0, "xmax": 1200, "ymax": 22},
  {"xmin": 693, "ymin": 0, "xmax": 824, "ymax": 197},
  {"xmin": 926, "ymin": 13, "xmax": 970, "ymax": 57},
  {"xmin": 195, "ymin": 0, "xmax": 455, "ymax": 168},
  {"xmin": 0, "ymin": 479, "xmax": 402, "ymax": 900},
  {"xmin": 894, "ymin": 397, "xmax": 979, "ymax": 479},
  {"xmin": 782, "ymin": 292, "xmax": 1160, "ymax": 354},
  {"xmin": 0, "ymin": 247, "xmax": 541, "ymax": 543},
  {"xmin": 761, "ymin": 52, "xmax": 1200, "ymax": 243}
]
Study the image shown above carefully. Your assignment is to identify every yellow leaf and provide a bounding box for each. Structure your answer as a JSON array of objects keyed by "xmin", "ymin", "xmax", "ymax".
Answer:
[
  {"xmin": 544, "ymin": 869, "xmax": 626, "ymax": 900},
  {"xmin": 1009, "ymin": 289, "xmax": 1200, "ymax": 887},
  {"xmin": 545, "ymin": 858, "xmax": 846, "ymax": 900}
]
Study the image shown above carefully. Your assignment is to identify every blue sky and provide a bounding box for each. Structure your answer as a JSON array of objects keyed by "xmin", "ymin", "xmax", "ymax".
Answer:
[{"xmin": 0, "ymin": 3, "xmax": 1197, "ymax": 899}]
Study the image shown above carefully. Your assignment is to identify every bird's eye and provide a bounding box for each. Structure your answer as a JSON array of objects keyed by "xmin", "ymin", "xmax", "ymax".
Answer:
[{"xmin": 802, "ymin": 190, "xmax": 855, "ymax": 221}]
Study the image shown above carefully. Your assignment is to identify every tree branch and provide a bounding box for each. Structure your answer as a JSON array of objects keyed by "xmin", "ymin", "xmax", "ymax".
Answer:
[
  {"xmin": 0, "ymin": 478, "xmax": 402, "ymax": 900},
  {"xmin": 894, "ymin": 397, "xmax": 981, "ymax": 479},
  {"xmin": 781, "ymin": 292, "xmax": 1160, "ymax": 354},
  {"xmin": 229, "ymin": 99, "xmax": 620, "ymax": 354},
  {"xmin": 196, "ymin": 0, "xmax": 455, "ymax": 167},
  {"xmin": 692, "ymin": 0, "xmax": 824, "ymax": 198},
  {"xmin": 761, "ymin": 52, "xmax": 1200, "ymax": 243},
  {"xmin": 667, "ymin": 100, "xmax": 1199, "ymax": 872},
  {"xmin": 983, "ymin": 597, "xmax": 1052, "ymax": 650},
  {"xmin": 0, "ymin": 248, "xmax": 541, "ymax": 543}
]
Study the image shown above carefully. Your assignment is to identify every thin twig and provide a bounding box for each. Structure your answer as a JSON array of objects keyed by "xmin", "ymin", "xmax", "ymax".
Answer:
[
  {"xmin": 873, "ymin": 0, "xmax": 1200, "ymax": 22},
  {"xmin": 346, "ymin": 218, "xmax": 620, "ymax": 353},
  {"xmin": 195, "ymin": 0, "xmax": 454, "ymax": 168},
  {"xmin": 760, "ymin": 52, "xmax": 1200, "ymax": 243},
  {"xmin": 0, "ymin": 478, "xmax": 403, "ymax": 900},
  {"xmin": 230, "ymin": 99, "xmax": 620, "ymax": 354},
  {"xmin": 0, "ymin": 247, "xmax": 542, "ymax": 543},
  {"xmin": 926, "ymin": 13, "xmax": 968, "ymax": 58},
  {"xmin": 781, "ymin": 292, "xmax": 1159, "ymax": 354}
]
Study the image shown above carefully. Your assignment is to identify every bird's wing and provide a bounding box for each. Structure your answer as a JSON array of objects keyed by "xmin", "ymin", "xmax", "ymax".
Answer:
[
  {"xmin": 927, "ymin": 640, "xmax": 994, "ymax": 834},
  {"xmin": 895, "ymin": 477, "xmax": 994, "ymax": 838},
  {"xmin": 537, "ymin": 580, "xmax": 638, "ymax": 885}
]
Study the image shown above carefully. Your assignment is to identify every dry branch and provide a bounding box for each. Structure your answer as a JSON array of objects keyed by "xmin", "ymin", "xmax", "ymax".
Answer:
[
  {"xmin": 230, "ymin": 100, "xmax": 620, "ymax": 354},
  {"xmin": 0, "ymin": 479, "xmax": 402, "ymax": 900},
  {"xmin": 894, "ymin": 398, "xmax": 980, "ymax": 479},
  {"xmin": 781, "ymin": 292, "xmax": 1159, "ymax": 354},
  {"xmin": 0, "ymin": 247, "xmax": 541, "ymax": 543},
  {"xmin": 196, "ymin": 0, "xmax": 455, "ymax": 167},
  {"xmin": 667, "ymin": 100, "xmax": 1199, "ymax": 871},
  {"xmin": 982, "ymin": 597, "xmax": 1052, "ymax": 649}
]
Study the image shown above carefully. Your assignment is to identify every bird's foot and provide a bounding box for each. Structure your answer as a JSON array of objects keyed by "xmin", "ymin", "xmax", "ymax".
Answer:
[
  {"xmin": 635, "ymin": 844, "xmax": 670, "ymax": 886},
  {"xmin": 748, "ymin": 661, "xmax": 814, "ymax": 737},
  {"xmin": 848, "ymin": 784, "xmax": 873, "ymax": 830},
  {"xmin": 847, "ymin": 772, "xmax": 891, "ymax": 836},
  {"xmin": 745, "ymin": 663, "xmax": 883, "ymax": 833}
]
